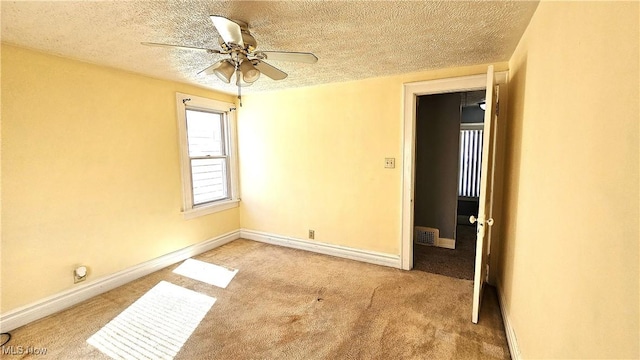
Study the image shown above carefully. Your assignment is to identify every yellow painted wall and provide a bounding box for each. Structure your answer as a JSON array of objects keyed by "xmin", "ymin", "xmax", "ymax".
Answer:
[
  {"xmin": 1, "ymin": 45, "xmax": 240, "ymax": 312},
  {"xmin": 499, "ymin": 2, "xmax": 639, "ymax": 358},
  {"xmin": 237, "ymin": 63, "xmax": 507, "ymax": 255}
]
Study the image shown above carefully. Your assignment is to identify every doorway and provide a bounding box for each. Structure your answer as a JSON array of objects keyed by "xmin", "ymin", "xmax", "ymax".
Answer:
[
  {"xmin": 401, "ymin": 69, "xmax": 508, "ymax": 323},
  {"xmin": 411, "ymin": 90, "xmax": 485, "ymax": 280},
  {"xmin": 400, "ymin": 71, "xmax": 507, "ymax": 273}
]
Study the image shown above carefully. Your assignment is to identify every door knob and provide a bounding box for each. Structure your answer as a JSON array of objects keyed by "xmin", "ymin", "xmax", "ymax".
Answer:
[
  {"xmin": 486, "ymin": 218, "xmax": 494, "ymax": 226},
  {"xmin": 469, "ymin": 215, "xmax": 477, "ymax": 224}
]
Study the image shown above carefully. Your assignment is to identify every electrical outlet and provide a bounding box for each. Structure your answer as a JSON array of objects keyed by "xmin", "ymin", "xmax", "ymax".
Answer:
[
  {"xmin": 385, "ymin": 158, "xmax": 395, "ymax": 168},
  {"xmin": 309, "ymin": 230, "xmax": 315, "ymax": 239}
]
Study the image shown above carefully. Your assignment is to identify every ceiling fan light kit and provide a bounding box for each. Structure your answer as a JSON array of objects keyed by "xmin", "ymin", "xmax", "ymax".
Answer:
[
  {"xmin": 143, "ymin": 15, "xmax": 318, "ymax": 106},
  {"xmin": 213, "ymin": 59, "xmax": 235, "ymax": 83},
  {"xmin": 239, "ymin": 58, "xmax": 260, "ymax": 83}
]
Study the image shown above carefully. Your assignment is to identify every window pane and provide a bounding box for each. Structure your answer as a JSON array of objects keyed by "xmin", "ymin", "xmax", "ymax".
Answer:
[
  {"xmin": 458, "ymin": 129, "xmax": 483, "ymax": 198},
  {"xmin": 191, "ymin": 158, "xmax": 228, "ymax": 205},
  {"xmin": 186, "ymin": 110, "xmax": 223, "ymax": 157}
]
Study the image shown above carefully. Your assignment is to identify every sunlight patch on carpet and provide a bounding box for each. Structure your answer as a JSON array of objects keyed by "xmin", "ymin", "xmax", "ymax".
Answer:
[
  {"xmin": 87, "ymin": 281, "xmax": 215, "ymax": 360},
  {"xmin": 173, "ymin": 258, "xmax": 238, "ymax": 288}
]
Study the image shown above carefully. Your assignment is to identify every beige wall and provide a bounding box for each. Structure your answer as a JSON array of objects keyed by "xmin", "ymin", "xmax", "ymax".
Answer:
[
  {"xmin": 1, "ymin": 45, "xmax": 240, "ymax": 312},
  {"xmin": 237, "ymin": 63, "xmax": 507, "ymax": 255},
  {"xmin": 499, "ymin": 2, "xmax": 639, "ymax": 358}
]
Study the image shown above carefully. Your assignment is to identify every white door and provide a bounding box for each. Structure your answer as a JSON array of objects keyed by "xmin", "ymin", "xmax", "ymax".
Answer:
[{"xmin": 471, "ymin": 65, "xmax": 498, "ymax": 323}]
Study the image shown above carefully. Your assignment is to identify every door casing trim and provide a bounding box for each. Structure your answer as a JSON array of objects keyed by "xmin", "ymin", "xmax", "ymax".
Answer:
[{"xmin": 401, "ymin": 71, "xmax": 508, "ymax": 270}]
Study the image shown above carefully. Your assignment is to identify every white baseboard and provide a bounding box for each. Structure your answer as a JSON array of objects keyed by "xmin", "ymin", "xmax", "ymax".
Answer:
[
  {"xmin": 240, "ymin": 229, "xmax": 401, "ymax": 269},
  {"xmin": 437, "ymin": 237, "xmax": 456, "ymax": 249},
  {"xmin": 496, "ymin": 279, "xmax": 521, "ymax": 360},
  {"xmin": 0, "ymin": 230, "xmax": 240, "ymax": 332}
]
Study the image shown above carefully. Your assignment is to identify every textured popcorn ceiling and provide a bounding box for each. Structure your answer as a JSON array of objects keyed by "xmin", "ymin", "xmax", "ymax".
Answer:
[{"xmin": 1, "ymin": 1, "xmax": 538, "ymax": 94}]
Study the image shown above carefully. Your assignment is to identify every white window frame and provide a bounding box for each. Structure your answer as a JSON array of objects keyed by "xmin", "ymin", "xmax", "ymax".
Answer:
[{"xmin": 176, "ymin": 92, "xmax": 239, "ymax": 219}]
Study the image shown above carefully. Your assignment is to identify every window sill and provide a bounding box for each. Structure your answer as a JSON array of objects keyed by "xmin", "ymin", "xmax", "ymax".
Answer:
[{"xmin": 182, "ymin": 199, "xmax": 240, "ymax": 220}]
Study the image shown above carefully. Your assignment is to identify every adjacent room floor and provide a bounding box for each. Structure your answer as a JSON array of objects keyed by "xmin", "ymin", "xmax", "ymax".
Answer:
[
  {"xmin": 413, "ymin": 224, "xmax": 477, "ymax": 280},
  {"xmin": 6, "ymin": 239, "xmax": 509, "ymax": 359}
]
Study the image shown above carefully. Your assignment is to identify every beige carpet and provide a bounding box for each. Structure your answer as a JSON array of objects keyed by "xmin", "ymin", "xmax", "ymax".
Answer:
[{"xmin": 6, "ymin": 239, "xmax": 510, "ymax": 359}]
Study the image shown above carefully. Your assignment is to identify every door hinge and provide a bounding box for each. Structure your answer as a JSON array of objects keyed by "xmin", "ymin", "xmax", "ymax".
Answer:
[
  {"xmin": 495, "ymin": 85, "xmax": 500, "ymax": 116},
  {"xmin": 486, "ymin": 264, "xmax": 490, "ymax": 282}
]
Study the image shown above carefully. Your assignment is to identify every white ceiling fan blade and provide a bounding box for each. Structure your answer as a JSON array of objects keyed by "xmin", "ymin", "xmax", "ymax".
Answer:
[
  {"xmin": 259, "ymin": 51, "xmax": 318, "ymax": 64},
  {"xmin": 210, "ymin": 15, "xmax": 244, "ymax": 48},
  {"xmin": 141, "ymin": 42, "xmax": 220, "ymax": 54},
  {"xmin": 254, "ymin": 61, "xmax": 288, "ymax": 80}
]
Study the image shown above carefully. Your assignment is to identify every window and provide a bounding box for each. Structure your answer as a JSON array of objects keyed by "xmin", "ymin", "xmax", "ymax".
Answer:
[
  {"xmin": 458, "ymin": 123, "xmax": 484, "ymax": 198},
  {"xmin": 176, "ymin": 93, "xmax": 238, "ymax": 219}
]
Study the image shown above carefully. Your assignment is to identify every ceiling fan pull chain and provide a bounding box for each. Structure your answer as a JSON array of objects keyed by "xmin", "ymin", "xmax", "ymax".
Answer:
[
  {"xmin": 238, "ymin": 74, "xmax": 242, "ymax": 107},
  {"xmin": 235, "ymin": 57, "xmax": 243, "ymax": 107}
]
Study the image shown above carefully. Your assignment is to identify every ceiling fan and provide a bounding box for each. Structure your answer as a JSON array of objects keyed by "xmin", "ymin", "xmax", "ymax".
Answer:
[{"xmin": 142, "ymin": 15, "xmax": 318, "ymax": 105}]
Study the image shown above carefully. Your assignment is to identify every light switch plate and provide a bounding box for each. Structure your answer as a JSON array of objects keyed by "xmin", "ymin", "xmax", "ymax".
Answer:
[{"xmin": 385, "ymin": 158, "xmax": 395, "ymax": 168}]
